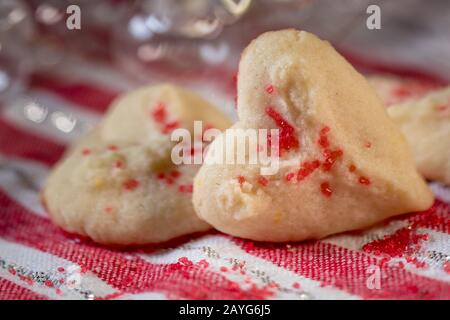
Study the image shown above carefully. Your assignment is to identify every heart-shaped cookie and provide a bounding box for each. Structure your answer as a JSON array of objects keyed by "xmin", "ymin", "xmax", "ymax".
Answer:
[
  {"xmin": 43, "ymin": 84, "xmax": 231, "ymax": 245},
  {"xmin": 387, "ymin": 86, "xmax": 450, "ymax": 185},
  {"xmin": 193, "ymin": 30, "xmax": 433, "ymax": 242},
  {"xmin": 368, "ymin": 75, "xmax": 438, "ymax": 106}
]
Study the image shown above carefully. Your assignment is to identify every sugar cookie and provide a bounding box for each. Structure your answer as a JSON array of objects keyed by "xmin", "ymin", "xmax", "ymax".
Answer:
[
  {"xmin": 387, "ymin": 87, "xmax": 450, "ymax": 185},
  {"xmin": 43, "ymin": 84, "xmax": 231, "ymax": 245},
  {"xmin": 368, "ymin": 74, "xmax": 438, "ymax": 106},
  {"xmin": 193, "ymin": 30, "xmax": 433, "ymax": 242}
]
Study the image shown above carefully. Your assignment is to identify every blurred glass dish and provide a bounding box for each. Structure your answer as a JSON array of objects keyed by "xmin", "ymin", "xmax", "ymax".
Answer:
[
  {"xmin": 112, "ymin": 0, "xmax": 251, "ymax": 81},
  {"xmin": 0, "ymin": 0, "xmax": 33, "ymax": 102}
]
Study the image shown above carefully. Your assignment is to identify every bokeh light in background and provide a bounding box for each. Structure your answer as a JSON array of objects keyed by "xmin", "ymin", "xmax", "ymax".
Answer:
[
  {"xmin": 0, "ymin": 0, "xmax": 449, "ymax": 104},
  {"xmin": 0, "ymin": 0, "xmax": 33, "ymax": 101}
]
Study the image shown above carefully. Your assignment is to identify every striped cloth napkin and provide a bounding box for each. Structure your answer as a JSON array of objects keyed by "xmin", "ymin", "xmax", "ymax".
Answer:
[{"xmin": 0, "ymin": 55, "xmax": 449, "ymax": 300}]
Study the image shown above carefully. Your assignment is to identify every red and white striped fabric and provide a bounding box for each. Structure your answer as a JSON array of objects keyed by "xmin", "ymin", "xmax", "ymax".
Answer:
[{"xmin": 0, "ymin": 56, "xmax": 449, "ymax": 300}]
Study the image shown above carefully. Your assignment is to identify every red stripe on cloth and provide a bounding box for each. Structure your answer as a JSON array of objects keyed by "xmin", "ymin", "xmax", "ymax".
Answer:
[
  {"xmin": 0, "ymin": 117, "xmax": 65, "ymax": 166},
  {"xmin": 0, "ymin": 191, "xmax": 273, "ymax": 300},
  {"xmin": 340, "ymin": 49, "xmax": 450, "ymax": 86},
  {"xmin": 31, "ymin": 73, "xmax": 121, "ymax": 114},
  {"xmin": 0, "ymin": 277, "xmax": 48, "ymax": 300},
  {"xmin": 233, "ymin": 237, "xmax": 450, "ymax": 299}
]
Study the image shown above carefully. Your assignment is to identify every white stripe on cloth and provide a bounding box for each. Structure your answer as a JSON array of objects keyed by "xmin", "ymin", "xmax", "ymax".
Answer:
[
  {"xmin": 139, "ymin": 234, "xmax": 359, "ymax": 300},
  {"xmin": 1, "ymin": 89, "xmax": 100, "ymax": 144},
  {"xmin": 417, "ymin": 229, "xmax": 450, "ymax": 282},
  {"xmin": 429, "ymin": 182, "xmax": 450, "ymax": 203},
  {"xmin": 115, "ymin": 292, "xmax": 167, "ymax": 300},
  {"xmin": 0, "ymin": 238, "xmax": 118, "ymax": 300}
]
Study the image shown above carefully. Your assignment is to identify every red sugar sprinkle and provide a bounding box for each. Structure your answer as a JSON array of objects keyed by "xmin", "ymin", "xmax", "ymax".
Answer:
[
  {"xmin": 318, "ymin": 126, "xmax": 331, "ymax": 149},
  {"xmin": 320, "ymin": 126, "xmax": 330, "ymax": 135},
  {"xmin": 114, "ymin": 160, "xmax": 124, "ymax": 169},
  {"xmin": 316, "ymin": 126, "xmax": 344, "ymax": 172},
  {"xmin": 8, "ymin": 268, "xmax": 16, "ymax": 275},
  {"xmin": 170, "ymin": 170, "xmax": 181, "ymax": 179},
  {"xmin": 178, "ymin": 184, "xmax": 193, "ymax": 193},
  {"xmin": 81, "ymin": 148, "xmax": 91, "ymax": 156},
  {"xmin": 265, "ymin": 84, "xmax": 275, "ymax": 94},
  {"xmin": 178, "ymin": 257, "xmax": 193, "ymax": 266},
  {"xmin": 359, "ymin": 176, "xmax": 371, "ymax": 185},
  {"xmin": 196, "ymin": 259, "xmax": 209, "ymax": 269},
  {"xmin": 405, "ymin": 256, "xmax": 427, "ymax": 269},
  {"xmin": 365, "ymin": 142, "xmax": 372, "ymax": 148},
  {"xmin": 56, "ymin": 288, "xmax": 63, "ymax": 295},
  {"xmin": 122, "ymin": 179, "xmax": 139, "ymax": 191},
  {"xmin": 322, "ymin": 149, "xmax": 343, "ymax": 171},
  {"xmin": 318, "ymin": 136, "xmax": 329, "ymax": 148},
  {"xmin": 348, "ymin": 164, "xmax": 356, "ymax": 172},
  {"xmin": 258, "ymin": 176, "xmax": 269, "ymax": 187},
  {"xmin": 320, "ymin": 182, "xmax": 332, "ymax": 197},
  {"xmin": 104, "ymin": 207, "xmax": 114, "ymax": 214},
  {"xmin": 435, "ymin": 104, "xmax": 449, "ymax": 113},
  {"xmin": 297, "ymin": 160, "xmax": 320, "ymax": 181},
  {"xmin": 443, "ymin": 261, "xmax": 450, "ymax": 274},
  {"xmin": 57, "ymin": 267, "xmax": 65, "ymax": 273},
  {"xmin": 292, "ymin": 282, "xmax": 301, "ymax": 289},
  {"xmin": 311, "ymin": 160, "xmax": 321, "ymax": 169},
  {"xmin": 266, "ymin": 106, "xmax": 299, "ymax": 153},
  {"xmin": 19, "ymin": 276, "xmax": 32, "ymax": 286},
  {"xmin": 163, "ymin": 121, "xmax": 180, "ymax": 134},
  {"xmin": 190, "ymin": 147, "xmax": 203, "ymax": 156},
  {"xmin": 227, "ymin": 282, "xmax": 239, "ymax": 291},
  {"xmin": 362, "ymin": 227, "xmax": 429, "ymax": 258},
  {"xmin": 157, "ymin": 173, "xmax": 165, "ymax": 180},
  {"xmin": 421, "ymin": 233, "xmax": 430, "ymax": 241},
  {"xmin": 151, "ymin": 102, "xmax": 166, "ymax": 123},
  {"xmin": 107, "ymin": 145, "xmax": 118, "ymax": 151},
  {"xmin": 285, "ymin": 172, "xmax": 295, "ymax": 182},
  {"xmin": 379, "ymin": 257, "xmax": 390, "ymax": 267},
  {"xmin": 237, "ymin": 175, "xmax": 246, "ymax": 186},
  {"xmin": 220, "ymin": 266, "xmax": 228, "ymax": 272},
  {"xmin": 152, "ymin": 102, "xmax": 180, "ymax": 134},
  {"xmin": 44, "ymin": 280, "xmax": 54, "ymax": 288}
]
